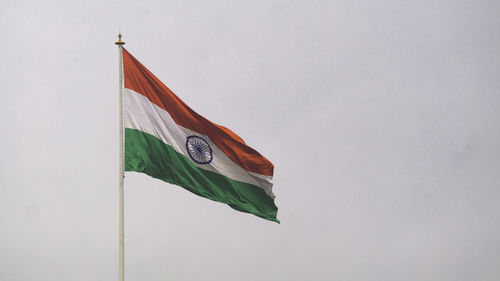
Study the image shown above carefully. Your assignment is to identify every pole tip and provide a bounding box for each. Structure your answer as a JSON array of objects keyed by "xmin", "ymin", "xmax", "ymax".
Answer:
[{"xmin": 115, "ymin": 33, "xmax": 126, "ymax": 45}]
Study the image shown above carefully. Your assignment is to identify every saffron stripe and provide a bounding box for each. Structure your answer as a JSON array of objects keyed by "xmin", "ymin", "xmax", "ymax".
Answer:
[{"xmin": 122, "ymin": 47, "xmax": 273, "ymax": 176}]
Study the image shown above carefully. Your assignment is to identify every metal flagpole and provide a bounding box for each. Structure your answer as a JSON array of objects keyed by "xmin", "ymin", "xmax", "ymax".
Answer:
[{"xmin": 115, "ymin": 33, "xmax": 126, "ymax": 281}]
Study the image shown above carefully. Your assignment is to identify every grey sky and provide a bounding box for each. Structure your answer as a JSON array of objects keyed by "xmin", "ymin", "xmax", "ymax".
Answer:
[{"xmin": 1, "ymin": 0, "xmax": 500, "ymax": 280}]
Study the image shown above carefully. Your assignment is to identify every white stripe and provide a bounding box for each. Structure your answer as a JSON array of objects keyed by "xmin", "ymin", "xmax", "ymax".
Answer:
[{"xmin": 124, "ymin": 88, "xmax": 275, "ymax": 198}]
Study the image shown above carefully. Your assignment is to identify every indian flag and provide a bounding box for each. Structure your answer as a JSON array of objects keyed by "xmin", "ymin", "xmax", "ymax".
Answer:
[{"xmin": 122, "ymin": 48, "xmax": 279, "ymax": 223}]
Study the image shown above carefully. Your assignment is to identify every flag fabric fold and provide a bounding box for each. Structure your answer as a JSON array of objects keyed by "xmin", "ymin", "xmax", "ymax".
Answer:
[{"xmin": 122, "ymin": 48, "xmax": 279, "ymax": 222}]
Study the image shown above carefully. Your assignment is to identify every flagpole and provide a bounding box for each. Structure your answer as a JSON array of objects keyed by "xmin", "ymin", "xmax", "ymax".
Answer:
[{"xmin": 115, "ymin": 33, "xmax": 126, "ymax": 281}]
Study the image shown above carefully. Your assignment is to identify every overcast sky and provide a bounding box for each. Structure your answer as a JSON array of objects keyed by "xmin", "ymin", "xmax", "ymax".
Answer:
[{"xmin": 1, "ymin": 0, "xmax": 500, "ymax": 280}]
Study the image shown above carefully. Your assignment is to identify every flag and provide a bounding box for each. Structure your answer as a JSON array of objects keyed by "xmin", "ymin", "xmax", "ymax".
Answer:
[{"xmin": 122, "ymin": 48, "xmax": 279, "ymax": 222}]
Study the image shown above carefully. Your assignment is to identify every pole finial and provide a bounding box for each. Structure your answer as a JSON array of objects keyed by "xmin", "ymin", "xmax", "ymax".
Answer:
[{"xmin": 115, "ymin": 33, "xmax": 126, "ymax": 45}]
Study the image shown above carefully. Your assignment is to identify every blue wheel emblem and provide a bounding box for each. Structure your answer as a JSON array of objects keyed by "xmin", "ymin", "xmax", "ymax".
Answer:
[{"xmin": 186, "ymin": 135, "xmax": 213, "ymax": 164}]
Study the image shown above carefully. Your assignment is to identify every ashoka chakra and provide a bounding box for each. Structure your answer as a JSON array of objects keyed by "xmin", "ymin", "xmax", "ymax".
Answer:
[{"xmin": 186, "ymin": 135, "xmax": 213, "ymax": 164}]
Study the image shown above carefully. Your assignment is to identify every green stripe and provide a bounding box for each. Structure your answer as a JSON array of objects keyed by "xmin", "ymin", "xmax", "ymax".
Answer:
[{"xmin": 125, "ymin": 128, "xmax": 279, "ymax": 223}]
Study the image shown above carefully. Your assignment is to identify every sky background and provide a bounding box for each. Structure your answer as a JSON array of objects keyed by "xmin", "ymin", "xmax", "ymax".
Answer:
[{"xmin": 1, "ymin": 0, "xmax": 500, "ymax": 280}]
